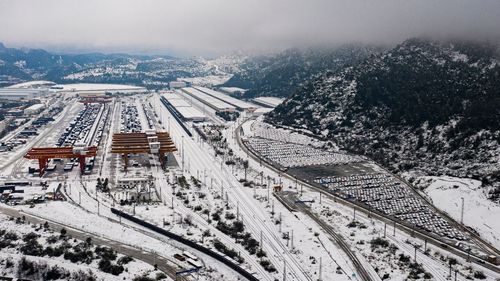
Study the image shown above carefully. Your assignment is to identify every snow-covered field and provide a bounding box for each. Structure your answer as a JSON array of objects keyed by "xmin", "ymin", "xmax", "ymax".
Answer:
[
  {"xmin": 55, "ymin": 83, "xmax": 147, "ymax": 93},
  {"xmin": 0, "ymin": 213, "xmax": 155, "ymax": 280},
  {"xmin": 422, "ymin": 176, "xmax": 500, "ymax": 249}
]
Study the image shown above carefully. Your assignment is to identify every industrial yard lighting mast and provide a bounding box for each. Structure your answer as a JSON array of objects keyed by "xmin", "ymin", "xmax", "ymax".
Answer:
[
  {"xmin": 181, "ymin": 136, "xmax": 184, "ymax": 172},
  {"xmin": 460, "ymin": 197, "xmax": 464, "ymax": 224},
  {"xmin": 318, "ymin": 257, "xmax": 323, "ymax": 281}
]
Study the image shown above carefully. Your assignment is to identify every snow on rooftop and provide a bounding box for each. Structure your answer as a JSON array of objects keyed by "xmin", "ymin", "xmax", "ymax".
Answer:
[
  {"xmin": 25, "ymin": 103, "xmax": 45, "ymax": 110},
  {"xmin": 55, "ymin": 83, "xmax": 147, "ymax": 93},
  {"xmin": 253, "ymin": 96, "xmax": 285, "ymax": 108},
  {"xmin": 194, "ymin": 86, "xmax": 258, "ymax": 110},
  {"xmin": 163, "ymin": 91, "xmax": 206, "ymax": 120},
  {"xmin": 6, "ymin": 80, "xmax": 56, "ymax": 89},
  {"xmin": 181, "ymin": 87, "xmax": 235, "ymax": 111},
  {"xmin": 176, "ymin": 106, "xmax": 206, "ymax": 120},
  {"xmin": 218, "ymin": 87, "xmax": 247, "ymax": 93}
]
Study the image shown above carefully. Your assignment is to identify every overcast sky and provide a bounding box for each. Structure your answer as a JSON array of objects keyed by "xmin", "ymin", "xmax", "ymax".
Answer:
[{"xmin": 0, "ymin": 0, "xmax": 499, "ymax": 56}]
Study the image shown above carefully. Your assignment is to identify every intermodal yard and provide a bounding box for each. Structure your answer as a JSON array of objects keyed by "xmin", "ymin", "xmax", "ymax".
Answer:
[{"xmin": 0, "ymin": 85, "xmax": 499, "ymax": 281}]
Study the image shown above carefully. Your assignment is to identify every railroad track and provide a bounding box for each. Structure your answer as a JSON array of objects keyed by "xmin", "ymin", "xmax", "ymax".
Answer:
[
  {"xmin": 278, "ymin": 192, "xmax": 374, "ymax": 281},
  {"xmin": 0, "ymin": 204, "xmax": 185, "ymax": 281},
  {"xmin": 234, "ymin": 118, "xmax": 500, "ymax": 275}
]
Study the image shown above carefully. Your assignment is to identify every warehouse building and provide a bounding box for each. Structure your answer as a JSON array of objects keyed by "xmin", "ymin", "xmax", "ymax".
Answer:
[
  {"xmin": 0, "ymin": 88, "xmax": 48, "ymax": 100},
  {"xmin": 24, "ymin": 104, "xmax": 45, "ymax": 115}
]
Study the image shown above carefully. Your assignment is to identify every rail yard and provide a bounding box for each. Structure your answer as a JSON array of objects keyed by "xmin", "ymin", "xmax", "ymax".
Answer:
[{"xmin": 0, "ymin": 85, "xmax": 499, "ymax": 281}]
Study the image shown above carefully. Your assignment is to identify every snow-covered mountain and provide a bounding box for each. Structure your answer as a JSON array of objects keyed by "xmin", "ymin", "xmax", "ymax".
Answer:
[
  {"xmin": 221, "ymin": 45, "xmax": 382, "ymax": 98},
  {"xmin": 0, "ymin": 43, "xmax": 230, "ymax": 88},
  {"xmin": 266, "ymin": 38, "xmax": 500, "ymax": 197}
]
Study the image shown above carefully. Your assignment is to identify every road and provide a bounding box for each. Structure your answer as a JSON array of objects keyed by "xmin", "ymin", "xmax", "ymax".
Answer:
[{"xmin": 0, "ymin": 98, "xmax": 81, "ymax": 179}]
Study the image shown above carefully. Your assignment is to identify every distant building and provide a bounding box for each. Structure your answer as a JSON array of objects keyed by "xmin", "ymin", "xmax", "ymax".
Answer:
[
  {"xmin": 0, "ymin": 88, "xmax": 48, "ymax": 100},
  {"xmin": 5, "ymin": 109, "xmax": 24, "ymax": 117},
  {"xmin": 252, "ymin": 97, "xmax": 285, "ymax": 108},
  {"xmin": 0, "ymin": 117, "xmax": 13, "ymax": 136},
  {"xmin": 169, "ymin": 81, "xmax": 187, "ymax": 89},
  {"xmin": 219, "ymin": 87, "xmax": 247, "ymax": 97},
  {"xmin": 24, "ymin": 104, "xmax": 45, "ymax": 115}
]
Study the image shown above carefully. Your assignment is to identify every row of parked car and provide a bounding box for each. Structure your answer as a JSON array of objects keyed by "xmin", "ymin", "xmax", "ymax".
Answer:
[
  {"xmin": 120, "ymin": 102, "xmax": 142, "ymax": 133},
  {"xmin": 56, "ymin": 104, "xmax": 102, "ymax": 147},
  {"xmin": 0, "ymin": 107, "xmax": 62, "ymax": 152}
]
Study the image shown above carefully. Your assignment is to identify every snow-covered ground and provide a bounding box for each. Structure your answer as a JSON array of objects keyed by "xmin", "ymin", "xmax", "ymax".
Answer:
[
  {"xmin": 0, "ymin": 213, "xmax": 154, "ymax": 280},
  {"xmin": 422, "ymin": 176, "xmax": 500, "ymax": 249},
  {"xmin": 55, "ymin": 83, "xmax": 147, "ymax": 93}
]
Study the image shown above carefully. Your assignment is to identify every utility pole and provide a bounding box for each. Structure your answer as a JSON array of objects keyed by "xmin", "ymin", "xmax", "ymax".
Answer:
[
  {"xmin": 181, "ymin": 136, "xmax": 184, "ymax": 172},
  {"xmin": 260, "ymin": 230, "xmax": 263, "ymax": 251},
  {"xmin": 279, "ymin": 212, "xmax": 282, "ymax": 233},
  {"xmin": 291, "ymin": 230, "xmax": 294, "ymax": 250},
  {"xmin": 319, "ymin": 257, "xmax": 323, "ymax": 281},
  {"xmin": 384, "ymin": 222, "xmax": 387, "ymax": 238},
  {"xmin": 414, "ymin": 245, "xmax": 417, "ymax": 262},
  {"xmin": 283, "ymin": 260, "xmax": 286, "ymax": 281},
  {"xmin": 461, "ymin": 197, "xmax": 465, "ymax": 224},
  {"xmin": 267, "ymin": 179, "xmax": 270, "ymax": 202}
]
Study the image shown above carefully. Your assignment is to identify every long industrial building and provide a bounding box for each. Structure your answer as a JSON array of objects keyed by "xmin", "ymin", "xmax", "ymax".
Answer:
[
  {"xmin": 194, "ymin": 86, "xmax": 258, "ymax": 112},
  {"xmin": 252, "ymin": 97, "xmax": 285, "ymax": 108},
  {"xmin": 0, "ymin": 88, "xmax": 48, "ymax": 100},
  {"xmin": 181, "ymin": 87, "xmax": 236, "ymax": 112},
  {"xmin": 163, "ymin": 92, "xmax": 206, "ymax": 122}
]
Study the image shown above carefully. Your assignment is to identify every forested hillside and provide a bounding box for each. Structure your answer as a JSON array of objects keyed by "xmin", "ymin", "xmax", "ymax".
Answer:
[
  {"xmin": 222, "ymin": 45, "xmax": 381, "ymax": 98},
  {"xmin": 266, "ymin": 38, "xmax": 500, "ymax": 197}
]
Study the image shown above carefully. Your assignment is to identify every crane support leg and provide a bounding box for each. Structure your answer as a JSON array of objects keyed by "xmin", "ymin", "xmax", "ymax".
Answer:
[
  {"xmin": 79, "ymin": 156, "xmax": 86, "ymax": 174},
  {"xmin": 38, "ymin": 158, "xmax": 48, "ymax": 177}
]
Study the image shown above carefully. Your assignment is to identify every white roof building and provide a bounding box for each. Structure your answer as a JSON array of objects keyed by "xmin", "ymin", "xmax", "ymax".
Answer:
[
  {"xmin": 24, "ymin": 104, "xmax": 45, "ymax": 115},
  {"xmin": 0, "ymin": 88, "xmax": 48, "ymax": 100},
  {"xmin": 252, "ymin": 97, "xmax": 285, "ymax": 108}
]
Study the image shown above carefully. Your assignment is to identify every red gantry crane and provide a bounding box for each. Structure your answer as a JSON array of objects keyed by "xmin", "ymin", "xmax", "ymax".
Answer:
[
  {"xmin": 24, "ymin": 146, "xmax": 98, "ymax": 177},
  {"xmin": 111, "ymin": 130, "xmax": 176, "ymax": 170}
]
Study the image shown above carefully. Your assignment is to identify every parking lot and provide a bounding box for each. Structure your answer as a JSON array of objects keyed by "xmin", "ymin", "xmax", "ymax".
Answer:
[
  {"xmin": 244, "ymin": 138, "xmax": 360, "ymax": 168},
  {"xmin": 314, "ymin": 173, "xmax": 467, "ymax": 240}
]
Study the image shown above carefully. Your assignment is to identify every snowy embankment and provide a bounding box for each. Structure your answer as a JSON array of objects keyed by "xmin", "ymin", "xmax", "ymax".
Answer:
[{"xmin": 422, "ymin": 176, "xmax": 500, "ymax": 249}]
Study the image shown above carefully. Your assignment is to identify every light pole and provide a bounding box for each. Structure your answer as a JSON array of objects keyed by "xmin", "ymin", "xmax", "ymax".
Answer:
[
  {"xmin": 460, "ymin": 197, "xmax": 464, "ymax": 224},
  {"xmin": 181, "ymin": 136, "xmax": 184, "ymax": 172}
]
